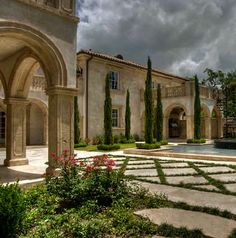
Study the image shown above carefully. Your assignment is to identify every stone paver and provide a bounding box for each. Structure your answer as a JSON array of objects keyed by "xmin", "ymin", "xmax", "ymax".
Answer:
[
  {"xmin": 210, "ymin": 173, "xmax": 236, "ymax": 182},
  {"xmin": 135, "ymin": 208, "xmax": 236, "ymax": 238},
  {"xmin": 161, "ymin": 162, "xmax": 189, "ymax": 168},
  {"xmin": 126, "ymin": 164, "xmax": 155, "ymax": 169},
  {"xmin": 135, "ymin": 181, "xmax": 236, "ymax": 214},
  {"xmin": 194, "ymin": 184, "xmax": 219, "ymax": 191},
  {"xmin": 125, "ymin": 169, "xmax": 157, "ymax": 176},
  {"xmin": 139, "ymin": 176, "xmax": 160, "ymax": 183},
  {"xmin": 200, "ymin": 166, "xmax": 235, "ymax": 173},
  {"xmin": 128, "ymin": 160, "xmax": 154, "ymax": 164},
  {"xmin": 166, "ymin": 175, "xmax": 207, "ymax": 185},
  {"xmin": 162, "ymin": 168, "xmax": 197, "ymax": 176},
  {"xmin": 225, "ymin": 183, "xmax": 236, "ymax": 193}
]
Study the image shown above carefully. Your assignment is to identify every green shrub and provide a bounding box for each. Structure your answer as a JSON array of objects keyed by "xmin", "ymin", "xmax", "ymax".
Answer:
[
  {"xmin": 92, "ymin": 135, "xmax": 104, "ymax": 145},
  {"xmin": 47, "ymin": 152, "xmax": 127, "ymax": 207},
  {"xmin": 74, "ymin": 142, "xmax": 87, "ymax": 148},
  {"xmin": 160, "ymin": 140, "xmax": 168, "ymax": 145},
  {"xmin": 136, "ymin": 142, "xmax": 160, "ymax": 149},
  {"xmin": 97, "ymin": 144, "xmax": 121, "ymax": 151},
  {"xmin": 187, "ymin": 138, "xmax": 206, "ymax": 143},
  {"xmin": 0, "ymin": 183, "xmax": 26, "ymax": 238},
  {"xmin": 113, "ymin": 134, "xmax": 120, "ymax": 144},
  {"xmin": 119, "ymin": 134, "xmax": 135, "ymax": 144},
  {"xmin": 133, "ymin": 133, "xmax": 140, "ymax": 141}
]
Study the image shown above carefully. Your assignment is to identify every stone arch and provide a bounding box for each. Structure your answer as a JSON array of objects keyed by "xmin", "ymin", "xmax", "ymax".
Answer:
[
  {"xmin": 0, "ymin": 70, "xmax": 7, "ymax": 98},
  {"xmin": 0, "ymin": 21, "xmax": 67, "ymax": 89},
  {"xmin": 27, "ymin": 98, "xmax": 48, "ymax": 145},
  {"xmin": 9, "ymin": 50, "xmax": 40, "ymax": 98},
  {"xmin": 164, "ymin": 104, "xmax": 188, "ymax": 139}
]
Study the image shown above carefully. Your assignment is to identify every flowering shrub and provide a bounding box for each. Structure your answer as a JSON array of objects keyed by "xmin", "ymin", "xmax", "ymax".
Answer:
[{"xmin": 46, "ymin": 150, "xmax": 128, "ymax": 207}]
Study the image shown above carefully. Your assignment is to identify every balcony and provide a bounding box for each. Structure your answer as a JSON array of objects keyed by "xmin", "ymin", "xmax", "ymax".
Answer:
[{"xmin": 16, "ymin": 0, "xmax": 76, "ymax": 18}]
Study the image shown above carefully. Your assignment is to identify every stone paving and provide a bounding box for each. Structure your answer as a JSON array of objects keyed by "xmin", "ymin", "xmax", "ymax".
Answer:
[{"xmin": 135, "ymin": 208, "xmax": 236, "ymax": 238}]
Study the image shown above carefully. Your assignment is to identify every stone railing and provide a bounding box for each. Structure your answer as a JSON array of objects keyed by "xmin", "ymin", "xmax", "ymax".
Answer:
[
  {"xmin": 199, "ymin": 85, "xmax": 213, "ymax": 99},
  {"xmin": 30, "ymin": 76, "xmax": 46, "ymax": 91},
  {"xmin": 17, "ymin": 0, "xmax": 76, "ymax": 16},
  {"xmin": 165, "ymin": 86, "xmax": 186, "ymax": 97}
]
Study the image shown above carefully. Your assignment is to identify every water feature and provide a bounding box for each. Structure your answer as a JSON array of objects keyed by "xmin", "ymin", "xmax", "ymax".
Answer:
[{"xmin": 170, "ymin": 144, "xmax": 236, "ymax": 156}]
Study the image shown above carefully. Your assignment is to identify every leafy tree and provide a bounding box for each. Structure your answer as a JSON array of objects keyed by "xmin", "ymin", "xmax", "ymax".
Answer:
[
  {"xmin": 203, "ymin": 69, "xmax": 236, "ymax": 137},
  {"xmin": 144, "ymin": 57, "xmax": 153, "ymax": 144},
  {"xmin": 104, "ymin": 74, "xmax": 113, "ymax": 145},
  {"xmin": 74, "ymin": 96, "xmax": 80, "ymax": 144},
  {"xmin": 194, "ymin": 75, "xmax": 201, "ymax": 139},
  {"xmin": 156, "ymin": 84, "xmax": 163, "ymax": 142},
  {"xmin": 125, "ymin": 89, "xmax": 131, "ymax": 140}
]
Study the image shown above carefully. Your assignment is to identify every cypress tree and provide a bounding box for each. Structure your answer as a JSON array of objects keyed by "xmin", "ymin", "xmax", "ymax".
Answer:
[
  {"xmin": 194, "ymin": 75, "xmax": 201, "ymax": 139},
  {"xmin": 125, "ymin": 89, "xmax": 131, "ymax": 140},
  {"xmin": 156, "ymin": 84, "xmax": 163, "ymax": 142},
  {"xmin": 144, "ymin": 57, "xmax": 153, "ymax": 144},
  {"xmin": 74, "ymin": 96, "xmax": 80, "ymax": 144},
  {"xmin": 104, "ymin": 74, "xmax": 113, "ymax": 145}
]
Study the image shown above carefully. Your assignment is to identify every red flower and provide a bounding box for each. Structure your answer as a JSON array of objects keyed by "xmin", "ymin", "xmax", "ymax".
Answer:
[
  {"xmin": 51, "ymin": 152, "xmax": 56, "ymax": 157},
  {"xmin": 107, "ymin": 166, "xmax": 113, "ymax": 172},
  {"xmin": 79, "ymin": 161, "xmax": 84, "ymax": 166},
  {"xmin": 63, "ymin": 149, "xmax": 69, "ymax": 153},
  {"xmin": 56, "ymin": 156, "xmax": 62, "ymax": 161}
]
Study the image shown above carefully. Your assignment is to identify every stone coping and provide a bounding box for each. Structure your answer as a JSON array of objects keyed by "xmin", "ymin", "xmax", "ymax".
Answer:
[{"xmin": 124, "ymin": 148, "xmax": 236, "ymax": 162}]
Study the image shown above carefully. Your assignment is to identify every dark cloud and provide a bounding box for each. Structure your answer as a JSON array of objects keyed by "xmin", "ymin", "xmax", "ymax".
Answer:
[{"xmin": 77, "ymin": 0, "xmax": 236, "ymax": 78}]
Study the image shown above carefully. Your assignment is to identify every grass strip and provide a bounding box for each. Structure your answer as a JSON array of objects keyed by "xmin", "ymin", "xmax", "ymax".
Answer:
[
  {"xmin": 155, "ymin": 160, "xmax": 167, "ymax": 184},
  {"xmin": 188, "ymin": 162, "xmax": 227, "ymax": 192}
]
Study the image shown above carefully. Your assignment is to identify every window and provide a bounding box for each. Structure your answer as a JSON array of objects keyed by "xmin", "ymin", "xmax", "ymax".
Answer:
[
  {"xmin": 108, "ymin": 71, "xmax": 119, "ymax": 90},
  {"xmin": 112, "ymin": 109, "xmax": 119, "ymax": 127}
]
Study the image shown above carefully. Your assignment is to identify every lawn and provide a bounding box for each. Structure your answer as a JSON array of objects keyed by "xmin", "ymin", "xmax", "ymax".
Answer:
[{"xmin": 75, "ymin": 143, "xmax": 136, "ymax": 151}]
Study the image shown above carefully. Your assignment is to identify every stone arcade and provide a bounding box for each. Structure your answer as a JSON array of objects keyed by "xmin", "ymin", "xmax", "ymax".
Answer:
[{"xmin": 0, "ymin": 0, "xmax": 78, "ymax": 174}]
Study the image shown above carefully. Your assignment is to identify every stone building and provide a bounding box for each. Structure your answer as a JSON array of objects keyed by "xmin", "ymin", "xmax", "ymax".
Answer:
[
  {"xmin": 0, "ymin": 0, "xmax": 78, "ymax": 174},
  {"xmin": 77, "ymin": 49, "xmax": 223, "ymax": 141}
]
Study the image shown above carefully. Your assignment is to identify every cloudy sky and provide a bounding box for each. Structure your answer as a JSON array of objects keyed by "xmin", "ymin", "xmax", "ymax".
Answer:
[{"xmin": 77, "ymin": 0, "xmax": 236, "ymax": 78}]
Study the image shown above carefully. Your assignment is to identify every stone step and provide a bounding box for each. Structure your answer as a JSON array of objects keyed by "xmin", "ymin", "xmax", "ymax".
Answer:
[{"xmin": 135, "ymin": 208, "xmax": 236, "ymax": 238}]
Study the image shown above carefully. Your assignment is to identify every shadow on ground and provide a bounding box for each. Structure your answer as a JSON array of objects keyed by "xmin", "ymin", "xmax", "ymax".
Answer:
[{"xmin": 0, "ymin": 166, "xmax": 44, "ymax": 183}]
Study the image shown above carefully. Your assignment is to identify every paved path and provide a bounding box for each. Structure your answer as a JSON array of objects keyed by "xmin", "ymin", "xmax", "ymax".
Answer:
[
  {"xmin": 136, "ymin": 181, "xmax": 236, "ymax": 214},
  {"xmin": 135, "ymin": 208, "xmax": 236, "ymax": 238}
]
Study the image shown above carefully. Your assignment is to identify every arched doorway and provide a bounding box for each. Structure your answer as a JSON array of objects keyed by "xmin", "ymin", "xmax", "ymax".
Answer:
[
  {"xmin": 211, "ymin": 106, "xmax": 222, "ymax": 139},
  {"xmin": 168, "ymin": 107, "xmax": 187, "ymax": 139},
  {"xmin": 26, "ymin": 100, "xmax": 48, "ymax": 146},
  {"xmin": 201, "ymin": 104, "xmax": 211, "ymax": 139}
]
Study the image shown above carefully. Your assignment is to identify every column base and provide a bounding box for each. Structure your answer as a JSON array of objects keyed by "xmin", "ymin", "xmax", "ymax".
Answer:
[
  {"xmin": 4, "ymin": 158, "xmax": 29, "ymax": 166},
  {"xmin": 46, "ymin": 167, "xmax": 61, "ymax": 177}
]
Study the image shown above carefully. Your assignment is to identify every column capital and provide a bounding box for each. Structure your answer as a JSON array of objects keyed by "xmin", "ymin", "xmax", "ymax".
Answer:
[
  {"xmin": 4, "ymin": 97, "xmax": 30, "ymax": 105},
  {"xmin": 46, "ymin": 86, "xmax": 78, "ymax": 96}
]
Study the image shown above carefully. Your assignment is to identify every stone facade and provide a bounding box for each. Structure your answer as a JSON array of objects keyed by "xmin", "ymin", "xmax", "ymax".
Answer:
[
  {"xmin": 0, "ymin": 0, "xmax": 78, "ymax": 173},
  {"xmin": 77, "ymin": 50, "xmax": 223, "ymax": 141}
]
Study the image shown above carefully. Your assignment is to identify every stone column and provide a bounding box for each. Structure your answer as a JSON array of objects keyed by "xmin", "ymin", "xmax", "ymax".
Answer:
[
  {"xmin": 46, "ymin": 87, "xmax": 78, "ymax": 175},
  {"xmin": 4, "ymin": 98, "xmax": 29, "ymax": 166},
  {"xmin": 163, "ymin": 116, "xmax": 168, "ymax": 140},
  {"xmin": 186, "ymin": 115, "xmax": 194, "ymax": 139}
]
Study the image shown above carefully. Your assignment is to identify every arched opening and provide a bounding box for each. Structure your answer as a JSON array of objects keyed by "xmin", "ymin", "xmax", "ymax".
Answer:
[
  {"xmin": 211, "ymin": 106, "xmax": 222, "ymax": 139},
  {"xmin": 0, "ymin": 22, "xmax": 75, "ymax": 171},
  {"xmin": 26, "ymin": 99, "xmax": 48, "ymax": 146},
  {"xmin": 201, "ymin": 104, "xmax": 211, "ymax": 139},
  {"xmin": 168, "ymin": 107, "xmax": 186, "ymax": 139}
]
